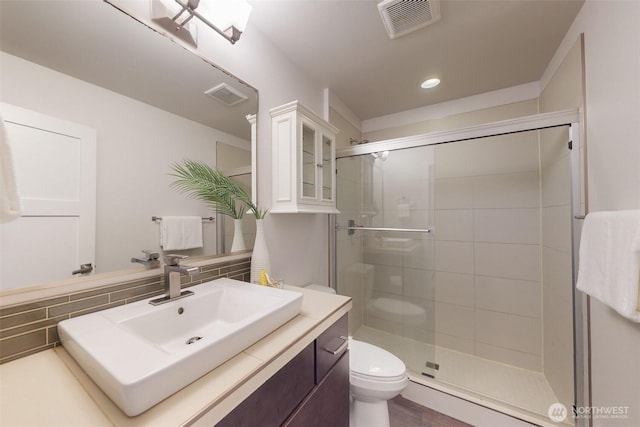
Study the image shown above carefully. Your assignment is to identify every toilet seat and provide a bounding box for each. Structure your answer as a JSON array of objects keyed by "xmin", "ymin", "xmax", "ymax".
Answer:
[
  {"xmin": 349, "ymin": 339, "xmax": 406, "ymax": 380},
  {"xmin": 351, "ymin": 370, "xmax": 407, "ymax": 383}
]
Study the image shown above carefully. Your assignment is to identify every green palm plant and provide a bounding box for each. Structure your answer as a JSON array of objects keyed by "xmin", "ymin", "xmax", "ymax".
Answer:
[{"xmin": 170, "ymin": 159, "xmax": 268, "ymax": 219}]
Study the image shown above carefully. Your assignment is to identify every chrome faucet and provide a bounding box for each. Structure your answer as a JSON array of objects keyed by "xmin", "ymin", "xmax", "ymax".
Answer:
[
  {"xmin": 149, "ymin": 254, "xmax": 199, "ymax": 306},
  {"xmin": 131, "ymin": 250, "xmax": 160, "ymax": 269}
]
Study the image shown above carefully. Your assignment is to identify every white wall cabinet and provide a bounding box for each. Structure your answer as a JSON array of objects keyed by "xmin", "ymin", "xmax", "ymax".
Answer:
[{"xmin": 270, "ymin": 101, "xmax": 339, "ymax": 213}]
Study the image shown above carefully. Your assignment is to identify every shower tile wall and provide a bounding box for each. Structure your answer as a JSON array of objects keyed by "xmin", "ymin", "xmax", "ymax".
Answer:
[{"xmin": 434, "ymin": 133, "xmax": 543, "ymax": 371}]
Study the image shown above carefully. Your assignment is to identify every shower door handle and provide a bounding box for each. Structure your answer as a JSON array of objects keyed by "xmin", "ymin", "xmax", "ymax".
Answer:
[{"xmin": 324, "ymin": 336, "xmax": 349, "ymax": 355}]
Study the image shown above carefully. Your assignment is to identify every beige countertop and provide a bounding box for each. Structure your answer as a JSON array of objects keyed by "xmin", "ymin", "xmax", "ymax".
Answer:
[{"xmin": 0, "ymin": 286, "xmax": 351, "ymax": 427}]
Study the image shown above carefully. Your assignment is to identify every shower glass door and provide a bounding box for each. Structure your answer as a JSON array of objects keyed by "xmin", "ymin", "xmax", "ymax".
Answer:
[
  {"xmin": 335, "ymin": 125, "xmax": 576, "ymax": 423},
  {"xmin": 335, "ymin": 145, "xmax": 437, "ymax": 377}
]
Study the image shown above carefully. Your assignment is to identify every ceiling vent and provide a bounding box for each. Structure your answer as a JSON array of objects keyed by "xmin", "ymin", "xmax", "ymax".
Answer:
[
  {"xmin": 204, "ymin": 83, "xmax": 248, "ymax": 106},
  {"xmin": 378, "ymin": 0, "xmax": 441, "ymax": 39}
]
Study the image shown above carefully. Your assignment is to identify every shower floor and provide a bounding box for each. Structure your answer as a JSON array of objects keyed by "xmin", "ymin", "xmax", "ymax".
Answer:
[{"xmin": 353, "ymin": 326, "xmax": 566, "ymax": 424}]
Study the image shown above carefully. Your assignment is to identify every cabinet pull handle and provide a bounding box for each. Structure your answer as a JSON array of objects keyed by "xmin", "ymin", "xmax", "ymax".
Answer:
[
  {"xmin": 324, "ymin": 336, "xmax": 348, "ymax": 355},
  {"xmin": 316, "ymin": 163, "xmax": 324, "ymax": 168}
]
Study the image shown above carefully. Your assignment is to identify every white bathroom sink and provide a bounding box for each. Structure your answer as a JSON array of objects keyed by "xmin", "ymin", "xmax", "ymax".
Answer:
[{"xmin": 58, "ymin": 278, "xmax": 303, "ymax": 416}]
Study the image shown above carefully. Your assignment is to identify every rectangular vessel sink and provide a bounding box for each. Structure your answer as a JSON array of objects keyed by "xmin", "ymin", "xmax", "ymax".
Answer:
[{"xmin": 58, "ymin": 278, "xmax": 303, "ymax": 416}]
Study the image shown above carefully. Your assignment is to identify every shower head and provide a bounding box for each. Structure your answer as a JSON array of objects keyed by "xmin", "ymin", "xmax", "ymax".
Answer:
[{"xmin": 371, "ymin": 151, "xmax": 389, "ymax": 161}]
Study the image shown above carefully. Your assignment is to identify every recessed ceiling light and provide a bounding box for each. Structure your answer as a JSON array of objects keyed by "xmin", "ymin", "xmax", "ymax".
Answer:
[{"xmin": 421, "ymin": 78, "xmax": 441, "ymax": 89}]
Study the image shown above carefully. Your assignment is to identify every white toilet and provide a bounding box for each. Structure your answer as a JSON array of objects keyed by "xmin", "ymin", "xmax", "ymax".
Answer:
[
  {"xmin": 349, "ymin": 338, "xmax": 409, "ymax": 427},
  {"xmin": 303, "ymin": 284, "xmax": 409, "ymax": 427}
]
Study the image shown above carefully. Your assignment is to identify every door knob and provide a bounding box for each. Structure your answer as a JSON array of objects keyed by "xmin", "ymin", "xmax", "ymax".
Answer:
[{"xmin": 72, "ymin": 263, "xmax": 93, "ymax": 275}]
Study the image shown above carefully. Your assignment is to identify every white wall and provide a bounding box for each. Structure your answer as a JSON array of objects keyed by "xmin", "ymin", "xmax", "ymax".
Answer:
[
  {"xmin": 200, "ymin": 20, "xmax": 331, "ymax": 287},
  {"xmin": 330, "ymin": 107, "xmax": 362, "ymax": 150},
  {"xmin": 542, "ymin": 1, "xmax": 640, "ymax": 424},
  {"xmin": 0, "ymin": 51, "xmax": 250, "ymax": 274},
  {"xmin": 363, "ymin": 92, "xmax": 539, "ymax": 142}
]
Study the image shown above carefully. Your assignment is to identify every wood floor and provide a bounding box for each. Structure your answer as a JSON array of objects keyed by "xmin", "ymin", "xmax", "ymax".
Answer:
[{"xmin": 389, "ymin": 396, "xmax": 472, "ymax": 427}]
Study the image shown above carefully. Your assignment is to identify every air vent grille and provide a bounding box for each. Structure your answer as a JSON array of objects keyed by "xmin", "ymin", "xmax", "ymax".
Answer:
[
  {"xmin": 378, "ymin": 0, "xmax": 441, "ymax": 39},
  {"xmin": 204, "ymin": 83, "xmax": 248, "ymax": 106}
]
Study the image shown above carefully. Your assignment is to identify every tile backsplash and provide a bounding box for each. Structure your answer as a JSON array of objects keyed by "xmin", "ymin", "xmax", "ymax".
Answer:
[{"xmin": 0, "ymin": 257, "xmax": 251, "ymax": 364}]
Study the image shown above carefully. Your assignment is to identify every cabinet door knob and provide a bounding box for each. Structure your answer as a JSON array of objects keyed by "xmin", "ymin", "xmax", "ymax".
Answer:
[{"xmin": 316, "ymin": 163, "xmax": 324, "ymax": 168}]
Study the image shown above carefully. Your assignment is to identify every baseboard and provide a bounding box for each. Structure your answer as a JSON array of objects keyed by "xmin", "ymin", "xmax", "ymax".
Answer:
[{"xmin": 402, "ymin": 379, "xmax": 559, "ymax": 427}]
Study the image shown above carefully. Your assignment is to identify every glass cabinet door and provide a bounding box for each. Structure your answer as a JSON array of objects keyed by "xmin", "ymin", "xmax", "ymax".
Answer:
[
  {"xmin": 321, "ymin": 134, "xmax": 333, "ymax": 201},
  {"xmin": 302, "ymin": 123, "xmax": 316, "ymax": 198}
]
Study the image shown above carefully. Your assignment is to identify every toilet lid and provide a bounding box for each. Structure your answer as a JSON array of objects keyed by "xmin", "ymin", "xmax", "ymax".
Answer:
[{"xmin": 349, "ymin": 339, "xmax": 406, "ymax": 379}]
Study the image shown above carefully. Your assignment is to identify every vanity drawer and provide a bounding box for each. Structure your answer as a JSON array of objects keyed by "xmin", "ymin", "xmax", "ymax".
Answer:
[
  {"xmin": 284, "ymin": 351, "xmax": 349, "ymax": 427},
  {"xmin": 217, "ymin": 343, "xmax": 315, "ymax": 427},
  {"xmin": 315, "ymin": 314, "xmax": 348, "ymax": 383}
]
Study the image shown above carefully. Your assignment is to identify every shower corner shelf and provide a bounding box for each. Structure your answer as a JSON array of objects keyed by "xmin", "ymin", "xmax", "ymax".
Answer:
[{"xmin": 270, "ymin": 101, "xmax": 340, "ymax": 214}]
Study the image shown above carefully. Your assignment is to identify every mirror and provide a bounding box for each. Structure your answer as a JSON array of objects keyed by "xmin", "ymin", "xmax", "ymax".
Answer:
[
  {"xmin": 0, "ymin": 0, "xmax": 258, "ymax": 292},
  {"xmin": 216, "ymin": 142, "xmax": 256, "ymax": 254}
]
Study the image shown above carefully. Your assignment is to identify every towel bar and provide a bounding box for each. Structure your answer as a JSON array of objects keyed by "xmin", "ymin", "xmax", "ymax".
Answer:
[{"xmin": 152, "ymin": 216, "xmax": 215, "ymax": 222}]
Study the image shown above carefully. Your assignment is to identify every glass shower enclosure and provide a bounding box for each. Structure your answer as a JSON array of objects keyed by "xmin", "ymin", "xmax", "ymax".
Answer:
[{"xmin": 334, "ymin": 120, "xmax": 584, "ymax": 424}]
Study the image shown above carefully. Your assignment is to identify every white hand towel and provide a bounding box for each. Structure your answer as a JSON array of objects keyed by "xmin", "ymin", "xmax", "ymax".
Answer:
[
  {"xmin": 160, "ymin": 216, "xmax": 203, "ymax": 251},
  {"xmin": 0, "ymin": 116, "xmax": 24, "ymax": 223},
  {"xmin": 576, "ymin": 210, "xmax": 640, "ymax": 322}
]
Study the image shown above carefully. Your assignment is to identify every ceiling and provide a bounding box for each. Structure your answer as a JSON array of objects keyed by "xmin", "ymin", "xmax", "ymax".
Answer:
[{"xmin": 248, "ymin": 0, "xmax": 584, "ymax": 121}]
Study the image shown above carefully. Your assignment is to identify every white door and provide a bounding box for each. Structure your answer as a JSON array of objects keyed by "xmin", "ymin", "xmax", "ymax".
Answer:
[{"xmin": 0, "ymin": 103, "xmax": 96, "ymax": 290}]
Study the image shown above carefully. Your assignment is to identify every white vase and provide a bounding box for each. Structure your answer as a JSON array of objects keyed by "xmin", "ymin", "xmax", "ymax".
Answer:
[
  {"xmin": 230, "ymin": 218, "xmax": 246, "ymax": 252},
  {"xmin": 250, "ymin": 219, "xmax": 271, "ymax": 284}
]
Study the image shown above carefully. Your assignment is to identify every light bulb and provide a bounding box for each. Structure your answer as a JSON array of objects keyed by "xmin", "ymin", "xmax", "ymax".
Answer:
[{"xmin": 421, "ymin": 78, "xmax": 440, "ymax": 89}]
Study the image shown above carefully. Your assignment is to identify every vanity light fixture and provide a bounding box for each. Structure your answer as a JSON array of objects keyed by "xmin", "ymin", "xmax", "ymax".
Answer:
[
  {"xmin": 420, "ymin": 78, "xmax": 440, "ymax": 89},
  {"xmin": 153, "ymin": 0, "xmax": 252, "ymax": 46}
]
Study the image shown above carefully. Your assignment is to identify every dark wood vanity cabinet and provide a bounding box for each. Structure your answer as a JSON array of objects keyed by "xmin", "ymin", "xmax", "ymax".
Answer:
[
  {"xmin": 217, "ymin": 315, "xmax": 349, "ymax": 427},
  {"xmin": 283, "ymin": 348, "xmax": 349, "ymax": 427}
]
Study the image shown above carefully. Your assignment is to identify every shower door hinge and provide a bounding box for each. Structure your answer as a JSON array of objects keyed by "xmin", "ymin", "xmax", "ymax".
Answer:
[{"xmin": 568, "ymin": 140, "xmax": 573, "ymax": 150}]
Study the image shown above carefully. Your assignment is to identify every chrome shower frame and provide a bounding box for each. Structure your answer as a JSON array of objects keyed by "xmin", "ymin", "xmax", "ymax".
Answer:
[{"xmin": 329, "ymin": 108, "xmax": 590, "ymax": 427}]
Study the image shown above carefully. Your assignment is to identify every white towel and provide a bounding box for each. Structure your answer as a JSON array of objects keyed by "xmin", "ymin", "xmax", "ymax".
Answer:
[
  {"xmin": 576, "ymin": 210, "xmax": 640, "ymax": 322},
  {"xmin": 0, "ymin": 115, "xmax": 23, "ymax": 223},
  {"xmin": 160, "ymin": 216, "xmax": 203, "ymax": 251}
]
